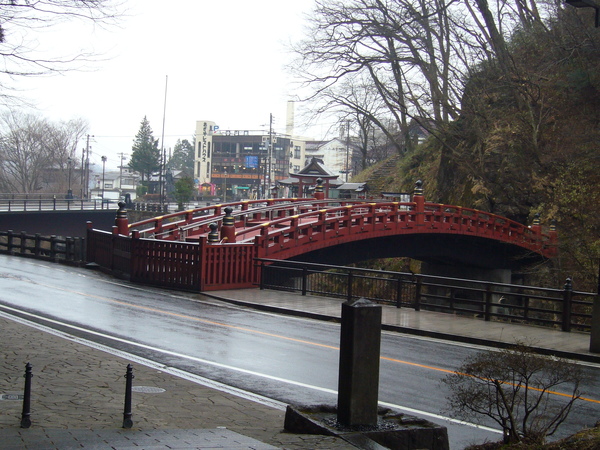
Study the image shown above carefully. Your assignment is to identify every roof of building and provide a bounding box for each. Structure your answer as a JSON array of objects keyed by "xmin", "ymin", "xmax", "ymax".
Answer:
[
  {"xmin": 289, "ymin": 157, "xmax": 339, "ymax": 179},
  {"xmin": 336, "ymin": 182, "xmax": 367, "ymax": 192}
]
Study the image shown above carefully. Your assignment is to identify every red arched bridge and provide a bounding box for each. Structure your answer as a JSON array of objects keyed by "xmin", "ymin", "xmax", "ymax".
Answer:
[{"xmin": 86, "ymin": 181, "xmax": 557, "ymax": 291}]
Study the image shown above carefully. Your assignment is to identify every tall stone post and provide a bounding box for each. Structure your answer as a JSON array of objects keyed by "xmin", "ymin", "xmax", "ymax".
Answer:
[
  {"xmin": 590, "ymin": 295, "xmax": 600, "ymax": 353},
  {"xmin": 115, "ymin": 201, "xmax": 129, "ymax": 236},
  {"xmin": 337, "ymin": 297, "xmax": 382, "ymax": 427},
  {"xmin": 220, "ymin": 207, "xmax": 236, "ymax": 243}
]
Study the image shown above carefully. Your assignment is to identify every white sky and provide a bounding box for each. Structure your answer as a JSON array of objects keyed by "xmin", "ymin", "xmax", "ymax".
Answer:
[{"xmin": 9, "ymin": 0, "xmax": 331, "ymax": 171}]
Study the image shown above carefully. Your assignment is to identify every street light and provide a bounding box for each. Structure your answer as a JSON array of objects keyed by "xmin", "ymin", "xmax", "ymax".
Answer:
[
  {"xmin": 101, "ymin": 155, "xmax": 107, "ymax": 206},
  {"xmin": 66, "ymin": 157, "xmax": 73, "ymax": 199},
  {"xmin": 566, "ymin": 0, "xmax": 600, "ymax": 27}
]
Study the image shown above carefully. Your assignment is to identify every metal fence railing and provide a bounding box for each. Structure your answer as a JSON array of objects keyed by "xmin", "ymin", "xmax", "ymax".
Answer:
[
  {"xmin": 0, "ymin": 230, "xmax": 86, "ymax": 264},
  {"xmin": 0, "ymin": 198, "xmax": 117, "ymax": 212},
  {"xmin": 257, "ymin": 258, "xmax": 597, "ymax": 333}
]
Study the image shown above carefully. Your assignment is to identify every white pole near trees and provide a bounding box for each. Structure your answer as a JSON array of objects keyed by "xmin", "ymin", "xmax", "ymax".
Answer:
[
  {"xmin": 160, "ymin": 75, "xmax": 168, "ymax": 204},
  {"xmin": 345, "ymin": 120, "xmax": 350, "ymax": 182}
]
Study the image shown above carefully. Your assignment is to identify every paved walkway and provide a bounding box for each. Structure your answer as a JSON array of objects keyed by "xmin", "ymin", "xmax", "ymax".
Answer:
[{"xmin": 1, "ymin": 287, "xmax": 597, "ymax": 450}]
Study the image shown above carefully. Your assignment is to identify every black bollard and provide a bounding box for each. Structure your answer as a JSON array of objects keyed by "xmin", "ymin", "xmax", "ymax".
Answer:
[
  {"xmin": 21, "ymin": 363, "xmax": 32, "ymax": 428},
  {"xmin": 122, "ymin": 364, "xmax": 134, "ymax": 428}
]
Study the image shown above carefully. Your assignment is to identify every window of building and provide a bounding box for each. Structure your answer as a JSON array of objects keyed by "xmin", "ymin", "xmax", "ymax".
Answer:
[{"xmin": 294, "ymin": 146, "xmax": 301, "ymax": 159}]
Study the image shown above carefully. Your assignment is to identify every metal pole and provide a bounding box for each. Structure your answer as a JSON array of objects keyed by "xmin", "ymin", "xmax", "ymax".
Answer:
[
  {"xmin": 562, "ymin": 278, "xmax": 573, "ymax": 332},
  {"xmin": 160, "ymin": 75, "xmax": 168, "ymax": 205},
  {"xmin": 269, "ymin": 114, "xmax": 273, "ymax": 195},
  {"xmin": 81, "ymin": 147, "xmax": 85, "ymax": 198},
  {"xmin": 345, "ymin": 119, "xmax": 350, "ymax": 182},
  {"xmin": 21, "ymin": 363, "xmax": 32, "ymax": 428},
  {"xmin": 67, "ymin": 157, "xmax": 72, "ymax": 199},
  {"xmin": 101, "ymin": 156, "xmax": 107, "ymax": 206},
  {"xmin": 85, "ymin": 135, "xmax": 93, "ymax": 199},
  {"xmin": 123, "ymin": 364, "xmax": 134, "ymax": 428}
]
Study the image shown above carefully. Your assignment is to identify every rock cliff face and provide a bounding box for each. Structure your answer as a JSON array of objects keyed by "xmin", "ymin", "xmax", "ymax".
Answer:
[{"xmin": 354, "ymin": 23, "xmax": 600, "ymax": 291}]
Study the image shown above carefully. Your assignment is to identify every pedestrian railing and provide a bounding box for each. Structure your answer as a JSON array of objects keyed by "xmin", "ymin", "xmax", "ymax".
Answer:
[
  {"xmin": 257, "ymin": 258, "xmax": 597, "ymax": 332},
  {"xmin": 0, "ymin": 198, "xmax": 116, "ymax": 212},
  {"xmin": 0, "ymin": 230, "xmax": 86, "ymax": 264}
]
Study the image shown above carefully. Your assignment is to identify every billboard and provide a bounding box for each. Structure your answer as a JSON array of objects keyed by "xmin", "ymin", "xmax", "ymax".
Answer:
[{"xmin": 245, "ymin": 155, "xmax": 259, "ymax": 169}]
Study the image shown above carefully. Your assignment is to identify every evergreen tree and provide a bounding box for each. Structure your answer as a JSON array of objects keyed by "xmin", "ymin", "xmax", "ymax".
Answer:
[
  {"xmin": 129, "ymin": 116, "xmax": 161, "ymax": 184},
  {"xmin": 167, "ymin": 138, "xmax": 194, "ymax": 176},
  {"xmin": 173, "ymin": 176, "xmax": 195, "ymax": 210}
]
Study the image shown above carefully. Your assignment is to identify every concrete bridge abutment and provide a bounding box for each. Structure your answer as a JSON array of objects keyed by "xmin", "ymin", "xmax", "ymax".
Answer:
[{"xmin": 420, "ymin": 262, "xmax": 513, "ymax": 315}]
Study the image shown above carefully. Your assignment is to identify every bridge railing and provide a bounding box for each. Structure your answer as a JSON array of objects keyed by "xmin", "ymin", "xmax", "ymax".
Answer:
[
  {"xmin": 128, "ymin": 198, "xmax": 353, "ymax": 240},
  {"xmin": 86, "ymin": 226, "xmax": 259, "ymax": 291},
  {"xmin": 235, "ymin": 201, "xmax": 556, "ymax": 259},
  {"xmin": 257, "ymin": 258, "xmax": 595, "ymax": 333},
  {"xmin": 0, "ymin": 230, "xmax": 86, "ymax": 264}
]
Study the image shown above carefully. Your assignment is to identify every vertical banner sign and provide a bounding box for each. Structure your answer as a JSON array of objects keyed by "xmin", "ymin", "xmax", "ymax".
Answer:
[{"xmin": 194, "ymin": 120, "xmax": 216, "ymax": 185}]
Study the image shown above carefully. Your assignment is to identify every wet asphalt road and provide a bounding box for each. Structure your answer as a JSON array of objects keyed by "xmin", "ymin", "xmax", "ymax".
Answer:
[{"xmin": 1, "ymin": 255, "xmax": 598, "ymax": 449}]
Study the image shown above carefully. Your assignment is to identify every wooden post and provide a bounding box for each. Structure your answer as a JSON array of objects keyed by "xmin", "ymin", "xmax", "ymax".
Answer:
[
  {"xmin": 413, "ymin": 180, "xmax": 425, "ymax": 227},
  {"xmin": 314, "ymin": 177, "xmax": 325, "ymax": 201},
  {"xmin": 220, "ymin": 207, "xmax": 236, "ymax": 243},
  {"xmin": 115, "ymin": 201, "xmax": 129, "ymax": 236}
]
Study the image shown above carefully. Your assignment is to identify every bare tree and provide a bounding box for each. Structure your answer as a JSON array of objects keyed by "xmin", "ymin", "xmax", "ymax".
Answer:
[
  {"xmin": 291, "ymin": 0, "xmax": 562, "ymax": 156},
  {"xmin": 0, "ymin": 0, "xmax": 122, "ymax": 99},
  {"xmin": 291, "ymin": 0, "xmax": 468, "ymax": 148},
  {"xmin": 443, "ymin": 343, "xmax": 583, "ymax": 445},
  {"xmin": 0, "ymin": 111, "xmax": 88, "ymax": 193}
]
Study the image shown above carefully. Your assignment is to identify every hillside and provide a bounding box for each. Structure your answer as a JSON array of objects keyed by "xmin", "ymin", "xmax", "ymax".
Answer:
[{"xmin": 353, "ymin": 17, "xmax": 600, "ymax": 291}]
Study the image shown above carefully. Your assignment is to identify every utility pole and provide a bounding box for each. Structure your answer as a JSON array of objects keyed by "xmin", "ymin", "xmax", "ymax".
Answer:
[
  {"xmin": 81, "ymin": 147, "xmax": 85, "ymax": 198},
  {"xmin": 118, "ymin": 152, "xmax": 127, "ymax": 196},
  {"xmin": 101, "ymin": 155, "xmax": 107, "ymax": 204},
  {"xmin": 345, "ymin": 120, "xmax": 350, "ymax": 182},
  {"xmin": 84, "ymin": 135, "xmax": 93, "ymax": 199},
  {"xmin": 269, "ymin": 113, "xmax": 273, "ymax": 198},
  {"xmin": 159, "ymin": 75, "xmax": 168, "ymax": 205}
]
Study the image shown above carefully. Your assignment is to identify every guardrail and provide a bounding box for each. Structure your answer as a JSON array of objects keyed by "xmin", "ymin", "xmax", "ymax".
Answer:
[
  {"xmin": 0, "ymin": 199, "xmax": 177, "ymax": 213},
  {"xmin": 0, "ymin": 230, "xmax": 86, "ymax": 264},
  {"xmin": 257, "ymin": 258, "xmax": 596, "ymax": 333},
  {"xmin": 0, "ymin": 198, "xmax": 117, "ymax": 212}
]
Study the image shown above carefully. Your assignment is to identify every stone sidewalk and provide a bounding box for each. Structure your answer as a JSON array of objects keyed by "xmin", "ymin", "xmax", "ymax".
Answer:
[{"xmin": 0, "ymin": 315, "xmax": 350, "ymax": 449}]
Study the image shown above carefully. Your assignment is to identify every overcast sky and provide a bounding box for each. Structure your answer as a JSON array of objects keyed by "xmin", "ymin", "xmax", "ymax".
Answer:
[{"xmin": 11, "ymin": 0, "xmax": 328, "ymax": 171}]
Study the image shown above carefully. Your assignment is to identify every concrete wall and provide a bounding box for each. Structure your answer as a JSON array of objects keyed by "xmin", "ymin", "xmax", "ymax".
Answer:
[{"xmin": 0, "ymin": 210, "xmax": 118, "ymax": 237}]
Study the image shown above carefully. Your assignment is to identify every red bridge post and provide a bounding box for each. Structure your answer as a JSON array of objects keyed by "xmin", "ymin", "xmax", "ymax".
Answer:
[
  {"xmin": 549, "ymin": 220, "xmax": 558, "ymax": 257},
  {"xmin": 115, "ymin": 201, "xmax": 129, "ymax": 236},
  {"xmin": 314, "ymin": 178, "xmax": 325, "ymax": 201},
  {"xmin": 413, "ymin": 180, "xmax": 425, "ymax": 226},
  {"xmin": 221, "ymin": 207, "xmax": 236, "ymax": 243}
]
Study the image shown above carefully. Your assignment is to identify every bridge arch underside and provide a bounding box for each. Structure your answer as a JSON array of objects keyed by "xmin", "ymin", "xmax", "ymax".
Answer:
[{"xmin": 284, "ymin": 233, "xmax": 547, "ymax": 271}]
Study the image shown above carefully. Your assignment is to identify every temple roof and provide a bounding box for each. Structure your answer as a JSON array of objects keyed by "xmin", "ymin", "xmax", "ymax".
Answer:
[{"xmin": 289, "ymin": 157, "xmax": 339, "ymax": 179}]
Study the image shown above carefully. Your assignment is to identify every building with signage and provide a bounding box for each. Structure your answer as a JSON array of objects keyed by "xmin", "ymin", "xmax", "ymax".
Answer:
[{"xmin": 193, "ymin": 120, "xmax": 306, "ymax": 200}]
